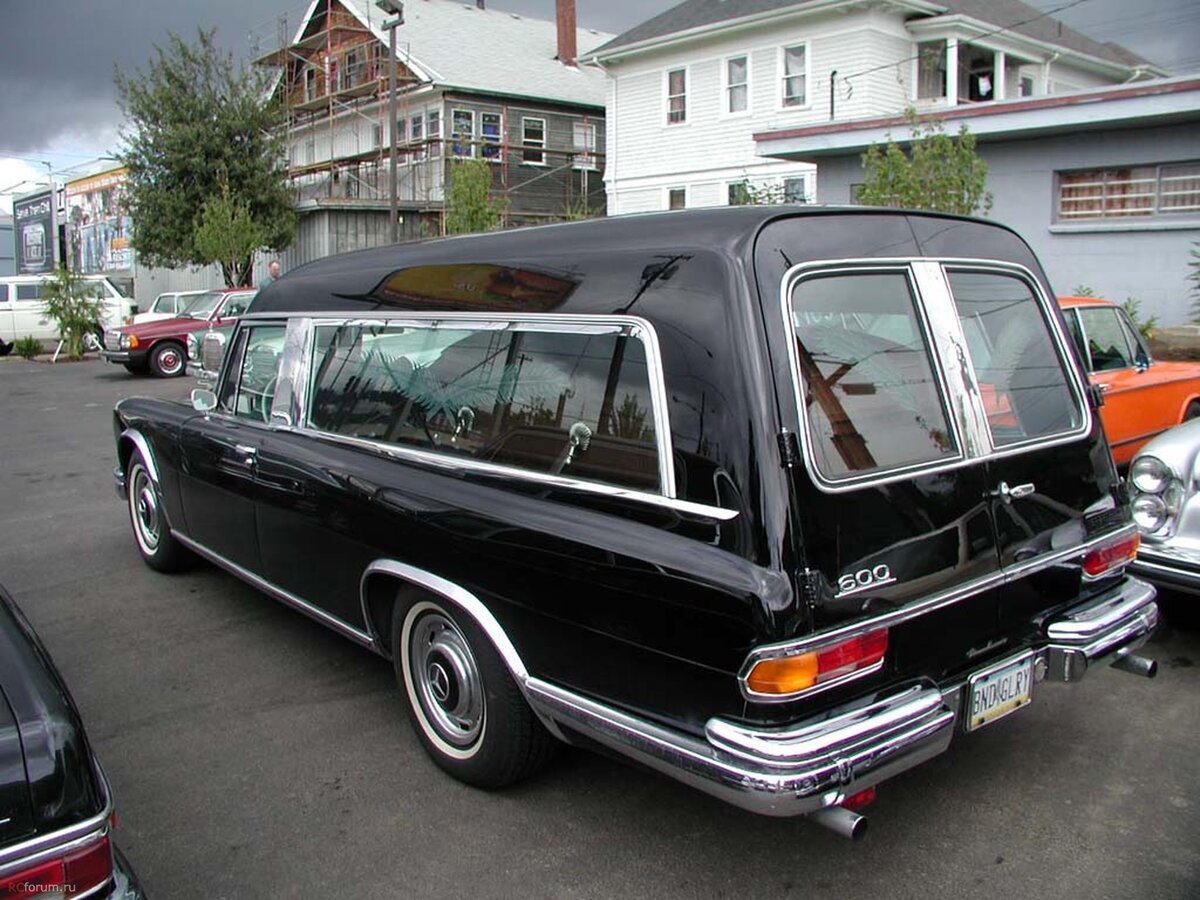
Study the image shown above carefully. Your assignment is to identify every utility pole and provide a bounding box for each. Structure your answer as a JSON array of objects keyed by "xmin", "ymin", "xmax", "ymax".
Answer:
[{"xmin": 376, "ymin": 0, "xmax": 404, "ymax": 243}]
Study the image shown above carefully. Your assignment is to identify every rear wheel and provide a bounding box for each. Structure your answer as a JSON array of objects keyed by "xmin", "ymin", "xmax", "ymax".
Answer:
[
  {"xmin": 1185, "ymin": 401, "xmax": 1200, "ymax": 422},
  {"xmin": 127, "ymin": 453, "xmax": 190, "ymax": 572},
  {"xmin": 149, "ymin": 341, "xmax": 185, "ymax": 378},
  {"xmin": 393, "ymin": 597, "xmax": 557, "ymax": 788}
]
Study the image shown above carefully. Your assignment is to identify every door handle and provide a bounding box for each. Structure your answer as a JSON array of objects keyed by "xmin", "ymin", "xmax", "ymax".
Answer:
[
  {"xmin": 228, "ymin": 444, "xmax": 257, "ymax": 469},
  {"xmin": 990, "ymin": 481, "xmax": 1035, "ymax": 503}
]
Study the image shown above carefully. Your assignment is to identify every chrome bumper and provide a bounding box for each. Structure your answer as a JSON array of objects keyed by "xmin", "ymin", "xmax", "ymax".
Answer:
[
  {"xmin": 524, "ymin": 576, "xmax": 1158, "ymax": 818},
  {"xmin": 1129, "ymin": 545, "xmax": 1200, "ymax": 596}
]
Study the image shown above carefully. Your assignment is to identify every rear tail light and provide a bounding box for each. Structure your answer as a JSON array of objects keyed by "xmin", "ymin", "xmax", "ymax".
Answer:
[
  {"xmin": 746, "ymin": 628, "xmax": 888, "ymax": 698},
  {"xmin": 0, "ymin": 834, "xmax": 112, "ymax": 899},
  {"xmin": 1082, "ymin": 533, "xmax": 1140, "ymax": 579}
]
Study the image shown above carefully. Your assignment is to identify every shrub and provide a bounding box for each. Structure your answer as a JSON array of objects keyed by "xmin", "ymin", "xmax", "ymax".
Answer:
[
  {"xmin": 15, "ymin": 336, "xmax": 42, "ymax": 360},
  {"xmin": 40, "ymin": 266, "xmax": 104, "ymax": 360}
]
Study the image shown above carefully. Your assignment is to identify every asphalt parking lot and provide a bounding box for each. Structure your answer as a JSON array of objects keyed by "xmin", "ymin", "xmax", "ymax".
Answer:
[{"xmin": 1, "ymin": 355, "xmax": 1197, "ymax": 900}]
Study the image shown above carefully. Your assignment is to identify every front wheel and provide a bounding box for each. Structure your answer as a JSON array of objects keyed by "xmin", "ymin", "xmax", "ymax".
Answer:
[
  {"xmin": 394, "ymin": 598, "xmax": 557, "ymax": 788},
  {"xmin": 1185, "ymin": 401, "xmax": 1200, "ymax": 422},
  {"xmin": 149, "ymin": 341, "xmax": 186, "ymax": 378},
  {"xmin": 127, "ymin": 453, "xmax": 191, "ymax": 572}
]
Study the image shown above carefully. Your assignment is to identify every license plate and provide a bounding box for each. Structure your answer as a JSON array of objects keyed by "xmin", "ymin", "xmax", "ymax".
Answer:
[{"xmin": 966, "ymin": 653, "xmax": 1033, "ymax": 732}]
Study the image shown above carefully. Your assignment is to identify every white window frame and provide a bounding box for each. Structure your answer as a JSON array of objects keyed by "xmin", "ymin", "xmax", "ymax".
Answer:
[
  {"xmin": 410, "ymin": 113, "xmax": 425, "ymax": 163},
  {"xmin": 665, "ymin": 67, "xmax": 688, "ymax": 126},
  {"xmin": 427, "ymin": 110, "xmax": 442, "ymax": 158},
  {"xmin": 779, "ymin": 43, "xmax": 810, "ymax": 110},
  {"xmin": 451, "ymin": 108, "xmax": 475, "ymax": 158},
  {"xmin": 784, "ymin": 176, "xmax": 807, "ymax": 204},
  {"xmin": 573, "ymin": 121, "xmax": 597, "ymax": 171},
  {"xmin": 481, "ymin": 112, "xmax": 503, "ymax": 163},
  {"xmin": 723, "ymin": 54, "xmax": 751, "ymax": 117},
  {"xmin": 521, "ymin": 117, "xmax": 547, "ymax": 166}
]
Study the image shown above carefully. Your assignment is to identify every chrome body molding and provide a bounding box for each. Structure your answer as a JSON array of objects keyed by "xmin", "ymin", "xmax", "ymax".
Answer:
[
  {"xmin": 0, "ymin": 761, "xmax": 113, "ymax": 881},
  {"xmin": 778, "ymin": 258, "xmax": 1093, "ymax": 494},
  {"xmin": 118, "ymin": 427, "xmax": 160, "ymax": 485},
  {"xmin": 738, "ymin": 523, "xmax": 1139, "ymax": 699},
  {"xmin": 173, "ymin": 532, "xmax": 375, "ymax": 650},
  {"xmin": 524, "ymin": 678, "xmax": 954, "ymax": 818},
  {"xmin": 359, "ymin": 559, "xmax": 530, "ymax": 680}
]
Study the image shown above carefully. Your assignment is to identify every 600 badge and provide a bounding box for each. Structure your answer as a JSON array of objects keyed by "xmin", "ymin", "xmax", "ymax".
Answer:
[{"xmin": 836, "ymin": 564, "xmax": 896, "ymax": 598}]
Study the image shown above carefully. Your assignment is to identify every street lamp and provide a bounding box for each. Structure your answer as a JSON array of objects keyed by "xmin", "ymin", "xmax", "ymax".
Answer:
[{"xmin": 376, "ymin": 0, "xmax": 404, "ymax": 243}]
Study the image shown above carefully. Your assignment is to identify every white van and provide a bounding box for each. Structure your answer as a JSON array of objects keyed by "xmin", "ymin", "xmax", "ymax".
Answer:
[{"xmin": 0, "ymin": 274, "xmax": 138, "ymax": 344}]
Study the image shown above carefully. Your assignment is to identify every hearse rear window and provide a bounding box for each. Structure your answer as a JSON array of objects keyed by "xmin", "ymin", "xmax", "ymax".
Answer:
[
  {"xmin": 948, "ymin": 270, "xmax": 1081, "ymax": 446},
  {"xmin": 790, "ymin": 271, "xmax": 957, "ymax": 480},
  {"xmin": 307, "ymin": 322, "xmax": 661, "ymax": 491}
]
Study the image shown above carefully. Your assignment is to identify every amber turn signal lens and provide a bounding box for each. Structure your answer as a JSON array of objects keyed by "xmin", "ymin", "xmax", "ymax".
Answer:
[
  {"xmin": 128, "ymin": 334, "xmax": 140, "ymax": 349},
  {"xmin": 746, "ymin": 628, "xmax": 889, "ymax": 697}
]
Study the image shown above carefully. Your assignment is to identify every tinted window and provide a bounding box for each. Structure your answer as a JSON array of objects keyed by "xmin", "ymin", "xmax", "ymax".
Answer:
[
  {"xmin": 16, "ymin": 284, "xmax": 41, "ymax": 301},
  {"xmin": 948, "ymin": 271, "xmax": 1081, "ymax": 445},
  {"xmin": 0, "ymin": 285, "xmax": 8, "ymax": 302},
  {"xmin": 220, "ymin": 325, "xmax": 287, "ymax": 422},
  {"xmin": 791, "ymin": 271, "xmax": 956, "ymax": 480},
  {"xmin": 1077, "ymin": 306, "xmax": 1137, "ymax": 371},
  {"xmin": 308, "ymin": 323, "xmax": 661, "ymax": 491}
]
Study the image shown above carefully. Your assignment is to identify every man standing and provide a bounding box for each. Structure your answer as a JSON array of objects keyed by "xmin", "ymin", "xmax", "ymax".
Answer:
[{"xmin": 261, "ymin": 260, "xmax": 282, "ymax": 287}]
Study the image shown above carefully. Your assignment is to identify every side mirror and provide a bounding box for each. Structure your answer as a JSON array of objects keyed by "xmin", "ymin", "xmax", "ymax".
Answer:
[{"xmin": 191, "ymin": 388, "xmax": 217, "ymax": 412}]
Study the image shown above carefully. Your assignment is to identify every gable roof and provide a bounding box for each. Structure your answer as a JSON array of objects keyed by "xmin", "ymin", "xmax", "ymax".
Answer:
[
  {"xmin": 291, "ymin": 0, "xmax": 613, "ymax": 108},
  {"xmin": 592, "ymin": 0, "xmax": 1155, "ymax": 72}
]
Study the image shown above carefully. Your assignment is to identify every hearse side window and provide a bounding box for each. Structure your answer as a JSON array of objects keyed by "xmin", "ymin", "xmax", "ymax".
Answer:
[
  {"xmin": 947, "ymin": 271, "xmax": 1082, "ymax": 445},
  {"xmin": 791, "ymin": 271, "xmax": 957, "ymax": 480},
  {"xmin": 307, "ymin": 322, "xmax": 661, "ymax": 491},
  {"xmin": 219, "ymin": 324, "xmax": 287, "ymax": 422}
]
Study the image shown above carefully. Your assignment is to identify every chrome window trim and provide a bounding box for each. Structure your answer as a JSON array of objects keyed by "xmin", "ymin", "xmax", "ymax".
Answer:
[
  {"xmin": 300, "ymin": 312, "xmax": 681, "ymax": 501},
  {"xmin": 173, "ymin": 532, "xmax": 375, "ymax": 649},
  {"xmin": 361, "ymin": 559, "xmax": 530, "ymax": 680},
  {"xmin": 779, "ymin": 258, "xmax": 1094, "ymax": 494},
  {"xmin": 269, "ymin": 317, "xmax": 312, "ymax": 428},
  {"xmin": 737, "ymin": 522, "xmax": 1138, "ymax": 702},
  {"xmin": 284, "ymin": 425, "xmax": 739, "ymax": 522}
]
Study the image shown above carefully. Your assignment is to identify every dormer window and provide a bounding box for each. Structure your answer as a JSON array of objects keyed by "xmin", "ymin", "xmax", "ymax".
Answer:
[{"xmin": 917, "ymin": 41, "xmax": 947, "ymax": 100}]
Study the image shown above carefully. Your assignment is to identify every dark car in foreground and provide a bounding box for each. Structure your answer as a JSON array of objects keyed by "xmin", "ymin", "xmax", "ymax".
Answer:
[
  {"xmin": 101, "ymin": 289, "xmax": 255, "ymax": 377},
  {"xmin": 111, "ymin": 207, "xmax": 1159, "ymax": 837},
  {"xmin": 0, "ymin": 583, "xmax": 143, "ymax": 898}
]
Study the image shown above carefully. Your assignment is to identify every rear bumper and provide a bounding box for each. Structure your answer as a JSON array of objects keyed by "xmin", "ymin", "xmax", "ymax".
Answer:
[{"xmin": 525, "ymin": 576, "xmax": 1158, "ymax": 818}]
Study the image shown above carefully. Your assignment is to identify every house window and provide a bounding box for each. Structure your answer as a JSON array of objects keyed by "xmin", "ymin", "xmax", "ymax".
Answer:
[
  {"xmin": 781, "ymin": 44, "xmax": 807, "ymax": 108},
  {"xmin": 395, "ymin": 117, "xmax": 407, "ymax": 146},
  {"xmin": 451, "ymin": 109, "xmax": 475, "ymax": 158},
  {"xmin": 1057, "ymin": 162, "xmax": 1200, "ymax": 221},
  {"xmin": 1020, "ymin": 76, "xmax": 1035, "ymax": 97},
  {"xmin": 667, "ymin": 68, "xmax": 687, "ymax": 124},
  {"xmin": 373, "ymin": 123, "xmax": 383, "ymax": 149},
  {"xmin": 428, "ymin": 110, "xmax": 442, "ymax": 158},
  {"xmin": 481, "ymin": 112, "xmax": 502, "ymax": 162},
  {"xmin": 726, "ymin": 56, "xmax": 748, "ymax": 114},
  {"xmin": 917, "ymin": 40, "xmax": 947, "ymax": 100},
  {"xmin": 344, "ymin": 49, "xmax": 363, "ymax": 89},
  {"xmin": 784, "ymin": 176, "xmax": 807, "ymax": 203},
  {"xmin": 305, "ymin": 67, "xmax": 317, "ymax": 102},
  {"xmin": 728, "ymin": 182, "xmax": 752, "ymax": 206},
  {"xmin": 522, "ymin": 117, "xmax": 546, "ymax": 165},
  {"xmin": 304, "ymin": 139, "xmax": 315, "ymax": 165},
  {"xmin": 573, "ymin": 121, "xmax": 597, "ymax": 170},
  {"xmin": 668, "ymin": 188, "xmax": 686, "ymax": 210},
  {"xmin": 410, "ymin": 114, "xmax": 425, "ymax": 162}
]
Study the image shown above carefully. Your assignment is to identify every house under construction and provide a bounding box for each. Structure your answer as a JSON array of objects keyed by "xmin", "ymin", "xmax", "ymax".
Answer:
[{"xmin": 253, "ymin": 0, "xmax": 611, "ymax": 266}]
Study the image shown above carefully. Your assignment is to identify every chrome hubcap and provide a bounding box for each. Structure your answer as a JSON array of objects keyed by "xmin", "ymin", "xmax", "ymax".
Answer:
[
  {"xmin": 131, "ymin": 468, "xmax": 160, "ymax": 550},
  {"xmin": 158, "ymin": 349, "xmax": 182, "ymax": 375},
  {"xmin": 411, "ymin": 612, "xmax": 483, "ymax": 748}
]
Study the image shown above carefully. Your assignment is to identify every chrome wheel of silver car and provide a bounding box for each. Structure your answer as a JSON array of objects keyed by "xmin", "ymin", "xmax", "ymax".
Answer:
[{"xmin": 405, "ymin": 604, "xmax": 485, "ymax": 754}]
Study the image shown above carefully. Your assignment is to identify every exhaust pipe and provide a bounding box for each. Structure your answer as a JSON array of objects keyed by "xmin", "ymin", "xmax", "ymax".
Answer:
[
  {"xmin": 1111, "ymin": 651, "xmax": 1157, "ymax": 679},
  {"xmin": 809, "ymin": 805, "xmax": 869, "ymax": 840}
]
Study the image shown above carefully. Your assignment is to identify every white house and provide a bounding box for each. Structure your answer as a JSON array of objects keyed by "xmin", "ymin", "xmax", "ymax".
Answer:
[{"xmin": 591, "ymin": 0, "xmax": 1161, "ymax": 215}]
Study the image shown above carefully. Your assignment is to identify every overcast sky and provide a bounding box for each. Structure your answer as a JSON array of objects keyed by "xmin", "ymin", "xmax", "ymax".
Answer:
[{"xmin": 1, "ymin": 0, "xmax": 1197, "ymax": 210}]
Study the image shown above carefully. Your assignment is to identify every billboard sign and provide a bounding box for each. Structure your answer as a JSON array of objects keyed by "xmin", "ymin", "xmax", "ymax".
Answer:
[
  {"xmin": 64, "ymin": 167, "xmax": 133, "ymax": 274},
  {"xmin": 13, "ymin": 190, "xmax": 55, "ymax": 275}
]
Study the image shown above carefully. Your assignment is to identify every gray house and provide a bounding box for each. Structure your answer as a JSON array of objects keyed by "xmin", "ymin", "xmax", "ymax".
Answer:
[{"xmin": 755, "ymin": 76, "xmax": 1200, "ymax": 324}]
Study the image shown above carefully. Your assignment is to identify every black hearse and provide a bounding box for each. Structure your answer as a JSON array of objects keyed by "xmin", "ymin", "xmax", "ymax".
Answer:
[{"xmin": 112, "ymin": 208, "xmax": 1159, "ymax": 836}]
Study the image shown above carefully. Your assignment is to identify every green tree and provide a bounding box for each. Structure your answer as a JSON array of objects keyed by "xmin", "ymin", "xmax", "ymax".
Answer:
[
  {"xmin": 194, "ymin": 178, "xmax": 270, "ymax": 288},
  {"xmin": 115, "ymin": 29, "xmax": 295, "ymax": 286},
  {"xmin": 41, "ymin": 266, "xmax": 104, "ymax": 360},
  {"xmin": 859, "ymin": 110, "xmax": 993, "ymax": 216},
  {"xmin": 728, "ymin": 179, "xmax": 786, "ymax": 206},
  {"xmin": 445, "ymin": 158, "xmax": 507, "ymax": 235}
]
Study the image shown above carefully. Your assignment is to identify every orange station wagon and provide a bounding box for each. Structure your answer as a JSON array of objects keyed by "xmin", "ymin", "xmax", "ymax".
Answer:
[{"xmin": 1058, "ymin": 295, "xmax": 1200, "ymax": 466}]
